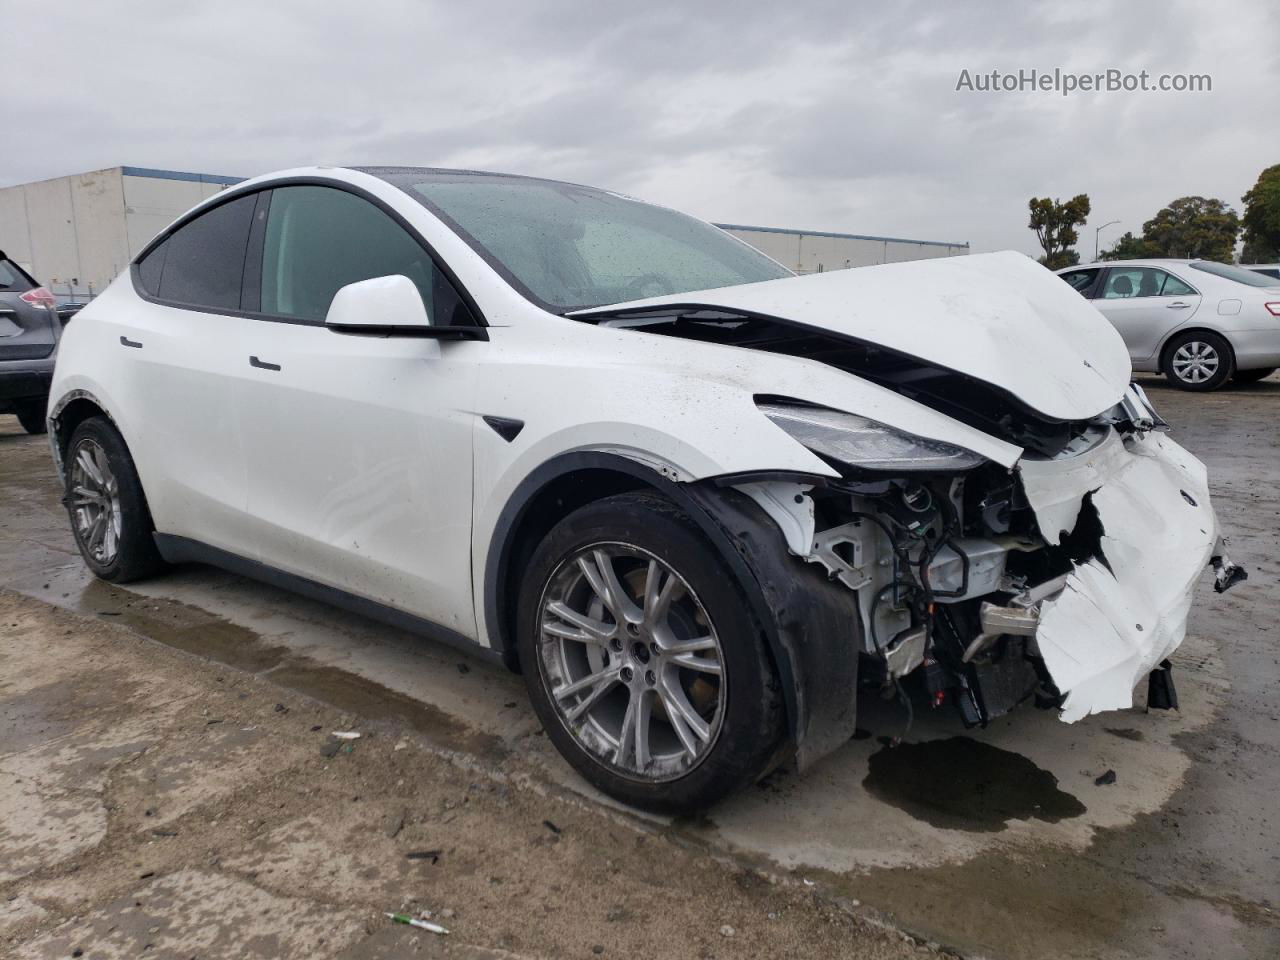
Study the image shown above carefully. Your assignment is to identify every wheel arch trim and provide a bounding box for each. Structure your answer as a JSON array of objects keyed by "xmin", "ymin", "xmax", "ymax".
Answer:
[{"xmin": 48, "ymin": 388, "xmax": 123, "ymax": 483}]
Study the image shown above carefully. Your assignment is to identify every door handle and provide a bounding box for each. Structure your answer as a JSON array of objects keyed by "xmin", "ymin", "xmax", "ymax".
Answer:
[
  {"xmin": 120, "ymin": 336, "xmax": 143, "ymax": 348},
  {"xmin": 1166, "ymin": 301, "xmax": 1190, "ymax": 309},
  {"xmin": 249, "ymin": 355, "xmax": 281, "ymax": 371}
]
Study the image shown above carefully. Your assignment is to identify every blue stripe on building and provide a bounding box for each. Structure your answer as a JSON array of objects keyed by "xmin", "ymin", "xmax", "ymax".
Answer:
[{"xmin": 121, "ymin": 166, "xmax": 245, "ymax": 186}]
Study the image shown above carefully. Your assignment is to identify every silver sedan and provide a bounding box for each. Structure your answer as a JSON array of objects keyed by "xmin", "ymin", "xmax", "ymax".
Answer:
[{"xmin": 1056, "ymin": 259, "xmax": 1280, "ymax": 390}]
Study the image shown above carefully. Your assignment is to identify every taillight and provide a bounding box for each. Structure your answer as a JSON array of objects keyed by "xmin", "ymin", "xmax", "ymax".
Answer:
[
  {"xmin": 19, "ymin": 287, "xmax": 56, "ymax": 309},
  {"xmin": 1266, "ymin": 302, "xmax": 1280, "ymax": 317}
]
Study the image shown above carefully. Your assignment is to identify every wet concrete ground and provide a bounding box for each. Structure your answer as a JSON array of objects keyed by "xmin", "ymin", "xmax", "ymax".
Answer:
[{"xmin": 2, "ymin": 374, "xmax": 1277, "ymax": 958}]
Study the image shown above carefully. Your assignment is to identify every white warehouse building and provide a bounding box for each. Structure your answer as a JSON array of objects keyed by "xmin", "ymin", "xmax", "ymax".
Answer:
[
  {"xmin": 717, "ymin": 223, "xmax": 968, "ymax": 273},
  {"xmin": 0, "ymin": 166, "xmax": 967, "ymax": 296}
]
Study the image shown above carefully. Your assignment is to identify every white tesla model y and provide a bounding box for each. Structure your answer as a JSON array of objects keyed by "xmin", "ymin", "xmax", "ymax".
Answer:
[{"xmin": 47, "ymin": 166, "xmax": 1244, "ymax": 811}]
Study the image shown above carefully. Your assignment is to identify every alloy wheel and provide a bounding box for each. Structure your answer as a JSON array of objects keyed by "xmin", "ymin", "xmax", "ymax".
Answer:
[
  {"xmin": 69, "ymin": 438, "xmax": 123, "ymax": 565},
  {"xmin": 537, "ymin": 543, "xmax": 726, "ymax": 781},
  {"xmin": 1171, "ymin": 341, "xmax": 1220, "ymax": 384}
]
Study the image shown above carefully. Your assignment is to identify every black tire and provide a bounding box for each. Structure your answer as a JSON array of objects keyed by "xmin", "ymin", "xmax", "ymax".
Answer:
[
  {"xmin": 1162, "ymin": 331, "xmax": 1234, "ymax": 391},
  {"xmin": 516, "ymin": 491, "xmax": 784, "ymax": 813},
  {"xmin": 14, "ymin": 399, "xmax": 48, "ymax": 434},
  {"xmin": 1232, "ymin": 367, "xmax": 1276, "ymax": 385},
  {"xmin": 64, "ymin": 417, "xmax": 165, "ymax": 583}
]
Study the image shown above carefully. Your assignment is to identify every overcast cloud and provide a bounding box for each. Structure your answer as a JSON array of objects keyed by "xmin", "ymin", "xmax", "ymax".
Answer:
[{"xmin": 5, "ymin": 0, "xmax": 1277, "ymax": 257}]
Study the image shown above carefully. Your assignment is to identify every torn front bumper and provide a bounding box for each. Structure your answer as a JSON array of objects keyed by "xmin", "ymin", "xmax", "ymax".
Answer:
[{"xmin": 1017, "ymin": 429, "xmax": 1220, "ymax": 722}]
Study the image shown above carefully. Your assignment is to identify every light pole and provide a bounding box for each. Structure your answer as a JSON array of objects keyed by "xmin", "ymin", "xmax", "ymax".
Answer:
[{"xmin": 1095, "ymin": 220, "xmax": 1120, "ymax": 260}]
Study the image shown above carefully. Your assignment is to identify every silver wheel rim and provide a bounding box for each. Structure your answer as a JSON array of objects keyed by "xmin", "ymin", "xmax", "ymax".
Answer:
[
  {"xmin": 1172, "ymin": 341, "xmax": 1220, "ymax": 384},
  {"xmin": 538, "ymin": 543, "xmax": 726, "ymax": 781},
  {"xmin": 69, "ymin": 438, "xmax": 122, "ymax": 565}
]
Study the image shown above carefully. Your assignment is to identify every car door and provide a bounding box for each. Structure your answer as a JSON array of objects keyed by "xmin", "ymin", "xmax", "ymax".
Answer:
[
  {"xmin": 1093, "ymin": 266, "xmax": 1202, "ymax": 363},
  {"xmin": 238, "ymin": 184, "xmax": 483, "ymax": 637},
  {"xmin": 109, "ymin": 192, "xmax": 263, "ymax": 554}
]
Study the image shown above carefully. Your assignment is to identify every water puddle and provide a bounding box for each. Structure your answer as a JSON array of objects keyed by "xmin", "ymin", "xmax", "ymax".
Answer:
[
  {"xmin": 73, "ymin": 579, "xmax": 289, "ymax": 673},
  {"xmin": 862, "ymin": 736, "xmax": 1086, "ymax": 832},
  {"xmin": 64, "ymin": 578, "xmax": 507, "ymax": 761},
  {"xmin": 269, "ymin": 660, "xmax": 507, "ymax": 761}
]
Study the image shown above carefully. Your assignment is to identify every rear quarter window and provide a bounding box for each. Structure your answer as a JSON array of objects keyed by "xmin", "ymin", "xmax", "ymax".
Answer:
[
  {"xmin": 0, "ymin": 259, "xmax": 34, "ymax": 292},
  {"xmin": 136, "ymin": 240, "xmax": 168, "ymax": 296}
]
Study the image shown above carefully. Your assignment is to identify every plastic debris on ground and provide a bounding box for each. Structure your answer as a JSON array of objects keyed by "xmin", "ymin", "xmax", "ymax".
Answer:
[{"xmin": 385, "ymin": 912, "xmax": 448, "ymax": 935}]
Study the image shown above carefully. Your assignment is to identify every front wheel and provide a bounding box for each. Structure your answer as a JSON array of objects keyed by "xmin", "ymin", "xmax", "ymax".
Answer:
[
  {"xmin": 1163, "ymin": 331, "xmax": 1234, "ymax": 391},
  {"xmin": 516, "ymin": 491, "xmax": 784, "ymax": 813},
  {"xmin": 64, "ymin": 417, "xmax": 165, "ymax": 583}
]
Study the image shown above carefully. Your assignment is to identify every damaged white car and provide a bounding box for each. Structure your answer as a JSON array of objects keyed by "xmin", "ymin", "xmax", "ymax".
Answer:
[{"xmin": 46, "ymin": 166, "xmax": 1245, "ymax": 812}]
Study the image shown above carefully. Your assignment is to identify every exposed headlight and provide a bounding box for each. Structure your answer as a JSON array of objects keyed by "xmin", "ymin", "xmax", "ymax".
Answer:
[{"xmin": 759, "ymin": 402, "xmax": 985, "ymax": 471}]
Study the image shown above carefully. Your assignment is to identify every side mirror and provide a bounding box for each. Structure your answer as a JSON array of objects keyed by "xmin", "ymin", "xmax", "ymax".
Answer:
[{"xmin": 325, "ymin": 275, "xmax": 485, "ymax": 340}]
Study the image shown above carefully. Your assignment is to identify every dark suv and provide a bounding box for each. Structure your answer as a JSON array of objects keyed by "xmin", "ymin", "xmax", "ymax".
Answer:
[{"xmin": 0, "ymin": 251, "xmax": 60, "ymax": 434}]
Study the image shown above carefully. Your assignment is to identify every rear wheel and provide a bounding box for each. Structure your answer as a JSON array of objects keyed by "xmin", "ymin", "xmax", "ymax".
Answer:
[
  {"xmin": 1232, "ymin": 367, "xmax": 1276, "ymax": 384},
  {"xmin": 517, "ymin": 491, "xmax": 784, "ymax": 813},
  {"xmin": 14, "ymin": 399, "xmax": 47, "ymax": 434},
  {"xmin": 64, "ymin": 417, "xmax": 165, "ymax": 583},
  {"xmin": 1163, "ymin": 331, "xmax": 1234, "ymax": 391}
]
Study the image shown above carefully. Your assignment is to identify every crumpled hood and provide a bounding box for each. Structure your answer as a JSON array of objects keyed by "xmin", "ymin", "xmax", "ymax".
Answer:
[{"xmin": 572, "ymin": 250, "xmax": 1132, "ymax": 423}]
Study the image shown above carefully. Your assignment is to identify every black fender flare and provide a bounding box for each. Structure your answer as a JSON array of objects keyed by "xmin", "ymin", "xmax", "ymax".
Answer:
[{"xmin": 48, "ymin": 388, "xmax": 123, "ymax": 482}]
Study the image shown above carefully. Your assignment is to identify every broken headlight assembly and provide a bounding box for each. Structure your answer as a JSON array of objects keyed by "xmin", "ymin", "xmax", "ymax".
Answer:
[{"xmin": 758, "ymin": 400, "xmax": 986, "ymax": 472}]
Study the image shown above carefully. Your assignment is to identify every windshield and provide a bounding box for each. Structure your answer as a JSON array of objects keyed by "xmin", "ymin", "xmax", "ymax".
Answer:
[
  {"xmin": 1189, "ymin": 260, "xmax": 1280, "ymax": 288},
  {"xmin": 388, "ymin": 174, "xmax": 791, "ymax": 311}
]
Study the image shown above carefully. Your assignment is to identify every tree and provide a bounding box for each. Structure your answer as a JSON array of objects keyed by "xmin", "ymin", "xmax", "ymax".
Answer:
[
  {"xmin": 1028, "ymin": 194, "xmax": 1091, "ymax": 269},
  {"xmin": 1141, "ymin": 196, "xmax": 1239, "ymax": 262},
  {"xmin": 1240, "ymin": 164, "xmax": 1280, "ymax": 262},
  {"xmin": 1098, "ymin": 231, "xmax": 1152, "ymax": 261}
]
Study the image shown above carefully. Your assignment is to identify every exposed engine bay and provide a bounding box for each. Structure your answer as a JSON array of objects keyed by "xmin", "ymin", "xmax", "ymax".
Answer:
[{"xmin": 729, "ymin": 387, "xmax": 1244, "ymax": 729}]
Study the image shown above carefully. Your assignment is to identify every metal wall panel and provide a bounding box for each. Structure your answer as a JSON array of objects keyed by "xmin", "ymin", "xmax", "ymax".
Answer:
[
  {"xmin": 0, "ymin": 185, "xmax": 33, "ymax": 270},
  {"xmin": 22, "ymin": 176, "xmax": 81, "ymax": 287},
  {"xmin": 122, "ymin": 174, "xmax": 217, "ymax": 258},
  {"xmin": 721, "ymin": 225, "xmax": 968, "ymax": 274},
  {"xmin": 68, "ymin": 169, "xmax": 130, "ymax": 291},
  {"xmin": 0, "ymin": 168, "xmax": 129, "ymax": 292}
]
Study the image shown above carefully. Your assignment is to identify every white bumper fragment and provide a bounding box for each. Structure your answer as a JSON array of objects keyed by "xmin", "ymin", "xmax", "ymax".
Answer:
[{"xmin": 1018, "ymin": 430, "xmax": 1217, "ymax": 722}]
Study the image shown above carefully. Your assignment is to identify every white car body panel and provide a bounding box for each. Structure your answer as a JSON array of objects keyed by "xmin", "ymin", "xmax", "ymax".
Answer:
[
  {"xmin": 235, "ymin": 320, "xmax": 482, "ymax": 638},
  {"xmin": 465, "ymin": 316, "xmax": 1025, "ymax": 647},
  {"xmin": 572, "ymin": 250, "xmax": 1133, "ymax": 422},
  {"xmin": 1029, "ymin": 432, "xmax": 1216, "ymax": 721},
  {"xmin": 52, "ymin": 275, "xmax": 261, "ymax": 555},
  {"xmin": 46, "ymin": 165, "xmax": 1236, "ymax": 764}
]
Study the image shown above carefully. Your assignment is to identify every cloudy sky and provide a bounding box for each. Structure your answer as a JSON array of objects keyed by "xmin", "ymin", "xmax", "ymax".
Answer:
[{"xmin": 6, "ymin": 0, "xmax": 1277, "ymax": 257}]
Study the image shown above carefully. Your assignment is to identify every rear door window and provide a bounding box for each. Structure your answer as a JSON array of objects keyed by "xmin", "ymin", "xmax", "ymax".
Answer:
[
  {"xmin": 1101, "ymin": 267, "xmax": 1162, "ymax": 299},
  {"xmin": 149, "ymin": 193, "xmax": 257, "ymax": 310}
]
